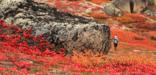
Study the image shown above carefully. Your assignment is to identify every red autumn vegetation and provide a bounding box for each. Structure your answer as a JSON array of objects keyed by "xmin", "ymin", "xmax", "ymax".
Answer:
[
  {"xmin": 115, "ymin": 14, "xmax": 147, "ymax": 24},
  {"xmin": 111, "ymin": 29, "xmax": 156, "ymax": 50},
  {"xmin": 1, "ymin": 0, "xmax": 156, "ymax": 74},
  {"xmin": 0, "ymin": 18, "xmax": 156, "ymax": 74},
  {"xmin": 146, "ymin": 31, "xmax": 156, "ymax": 41},
  {"xmin": 48, "ymin": 0, "xmax": 105, "ymax": 17},
  {"xmin": 150, "ymin": 16, "xmax": 156, "ymax": 20},
  {"xmin": 134, "ymin": 21, "xmax": 156, "ymax": 30},
  {"xmin": 91, "ymin": 0, "xmax": 110, "ymax": 4},
  {"xmin": 89, "ymin": 11, "xmax": 109, "ymax": 19}
]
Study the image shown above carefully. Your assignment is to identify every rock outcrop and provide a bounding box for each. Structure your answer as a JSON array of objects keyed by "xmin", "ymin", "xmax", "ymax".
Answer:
[
  {"xmin": 0, "ymin": 0, "xmax": 111, "ymax": 54},
  {"xmin": 102, "ymin": 0, "xmax": 156, "ymax": 16},
  {"xmin": 103, "ymin": 2, "xmax": 122, "ymax": 16}
]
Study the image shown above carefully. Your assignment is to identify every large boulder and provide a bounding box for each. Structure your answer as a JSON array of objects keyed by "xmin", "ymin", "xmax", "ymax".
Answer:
[{"xmin": 0, "ymin": 0, "xmax": 111, "ymax": 54}]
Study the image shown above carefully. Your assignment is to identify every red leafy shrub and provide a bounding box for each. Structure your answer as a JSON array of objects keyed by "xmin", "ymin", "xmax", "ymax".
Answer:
[
  {"xmin": 146, "ymin": 31, "xmax": 156, "ymax": 41},
  {"xmin": 54, "ymin": 0, "xmax": 82, "ymax": 14},
  {"xmin": 133, "ymin": 36, "xmax": 144, "ymax": 41},
  {"xmin": 89, "ymin": 11, "xmax": 109, "ymax": 19},
  {"xmin": 72, "ymin": 50, "xmax": 107, "ymax": 67},
  {"xmin": 0, "ymin": 19, "xmax": 67, "ymax": 74},
  {"xmin": 150, "ymin": 16, "xmax": 156, "ymax": 20},
  {"xmin": 0, "ymin": 19, "xmax": 54, "ymax": 52},
  {"xmin": 134, "ymin": 21, "xmax": 156, "ymax": 31},
  {"xmin": 91, "ymin": 0, "xmax": 110, "ymax": 4},
  {"xmin": 115, "ymin": 14, "xmax": 147, "ymax": 24},
  {"xmin": 70, "ymin": 51, "xmax": 156, "ymax": 74},
  {"xmin": 49, "ymin": 0, "xmax": 104, "ymax": 17}
]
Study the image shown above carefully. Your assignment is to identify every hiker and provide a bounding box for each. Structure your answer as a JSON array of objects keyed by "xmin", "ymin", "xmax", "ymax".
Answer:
[{"xmin": 113, "ymin": 35, "xmax": 119, "ymax": 50}]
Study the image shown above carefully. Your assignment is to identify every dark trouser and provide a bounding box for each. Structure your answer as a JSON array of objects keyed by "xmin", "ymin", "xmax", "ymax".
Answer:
[{"xmin": 114, "ymin": 43, "xmax": 118, "ymax": 50}]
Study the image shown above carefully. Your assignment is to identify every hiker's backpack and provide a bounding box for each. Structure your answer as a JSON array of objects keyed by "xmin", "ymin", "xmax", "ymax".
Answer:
[{"xmin": 113, "ymin": 38, "xmax": 118, "ymax": 44}]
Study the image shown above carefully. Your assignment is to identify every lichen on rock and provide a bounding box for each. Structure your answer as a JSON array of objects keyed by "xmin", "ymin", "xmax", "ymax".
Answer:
[{"xmin": 0, "ymin": 0, "xmax": 111, "ymax": 54}]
